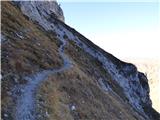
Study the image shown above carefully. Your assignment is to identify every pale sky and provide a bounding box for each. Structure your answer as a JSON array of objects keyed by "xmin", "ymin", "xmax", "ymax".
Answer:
[{"xmin": 59, "ymin": 1, "xmax": 160, "ymax": 60}]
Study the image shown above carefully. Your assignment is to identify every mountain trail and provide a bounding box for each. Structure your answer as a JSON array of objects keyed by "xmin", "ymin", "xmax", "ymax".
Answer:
[{"xmin": 15, "ymin": 38, "xmax": 72, "ymax": 120}]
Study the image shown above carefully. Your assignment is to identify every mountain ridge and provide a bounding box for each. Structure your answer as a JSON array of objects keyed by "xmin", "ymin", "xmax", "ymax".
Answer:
[{"xmin": 1, "ymin": 1, "xmax": 160, "ymax": 120}]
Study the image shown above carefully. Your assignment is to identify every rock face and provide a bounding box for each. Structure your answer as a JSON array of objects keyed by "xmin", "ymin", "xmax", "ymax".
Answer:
[
  {"xmin": 1, "ymin": 1, "xmax": 160, "ymax": 120},
  {"xmin": 14, "ymin": 1, "xmax": 64, "ymax": 23},
  {"xmin": 126, "ymin": 59, "xmax": 160, "ymax": 113}
]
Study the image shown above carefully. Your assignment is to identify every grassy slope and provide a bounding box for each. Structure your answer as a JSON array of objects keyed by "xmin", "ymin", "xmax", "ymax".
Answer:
[
  {"xmin": 1, "ymin": 2, "xmax": 63, "ymax": 119},
  {"xmin": 36, "ymin": 40, "xmax": 145, "ymax": 120},
  {"xmin": 53, "ymin": 15, "xmax": 160, "ymax": 120},
  {"xmin": 2, "ymin": 2, "xmax": 158, "ymax": 120}
]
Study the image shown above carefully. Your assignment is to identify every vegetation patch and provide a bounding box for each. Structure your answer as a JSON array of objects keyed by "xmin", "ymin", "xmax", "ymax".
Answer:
[{"xmin": 1, "ymin": 2, "xmax": 63, "ymax": 118}]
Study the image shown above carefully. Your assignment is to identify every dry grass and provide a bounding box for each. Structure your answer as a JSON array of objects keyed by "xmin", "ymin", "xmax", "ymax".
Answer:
[
  {"xmin": 1, "ymin": 2, "xmax": 63, "ymax": 118},
  {"xmin": 1, "ymin": 2, "xmax": 156, "ymax": 120},
  {"xmin": 1, "ymin": 2, "xmax": 63, "ymax": 75},
  {"xmin": 36, "ymin": 41, "xmax": 143, "ymax": 120},
  {"xmin": 37, "ymin": 67, "xmax": 141, "ymax": 120},
  {"xmin": 65, "ymin": 40, "xmax": 127, "ymax": 102}
]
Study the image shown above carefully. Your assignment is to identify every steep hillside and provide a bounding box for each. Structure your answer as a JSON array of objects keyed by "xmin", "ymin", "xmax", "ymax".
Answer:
[
  {"xmin": 1, "ymin": 1, "xmax": 160, "ymax": 120},
  {"xmin": 125, "ymin": 59, "xmax": 160, "ymax": 113}
]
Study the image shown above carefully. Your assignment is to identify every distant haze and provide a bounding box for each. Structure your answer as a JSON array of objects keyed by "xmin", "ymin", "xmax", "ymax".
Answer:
[{"xmin": 60, "ymin": 2, "xmax": 160, "ymax": 60}]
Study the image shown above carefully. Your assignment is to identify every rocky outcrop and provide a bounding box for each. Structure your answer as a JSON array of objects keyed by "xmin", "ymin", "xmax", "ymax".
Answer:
[
  {"xmin": 126, "ymin": 59, "xmax": 160, "ymax": 113},
  {"xmin": 14, "ymin": 1, "xmax": 64, "ymax": 23}
]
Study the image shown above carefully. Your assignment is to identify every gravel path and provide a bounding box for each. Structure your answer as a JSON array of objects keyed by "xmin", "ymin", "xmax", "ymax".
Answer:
[{"xmin": 15, "ymin": 39, "xmax": 72, "ymax": 120}]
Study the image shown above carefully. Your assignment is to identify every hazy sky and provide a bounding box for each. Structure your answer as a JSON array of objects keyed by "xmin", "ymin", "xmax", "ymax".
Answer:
[{"xmin": 59, "ymin": 1, "xmax": 160, "ymax": 60}]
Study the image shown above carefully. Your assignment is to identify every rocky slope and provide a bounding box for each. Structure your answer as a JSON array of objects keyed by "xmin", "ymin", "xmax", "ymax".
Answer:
[
  {"xmin": 125, "ymin": 59, "xmax": 160, "ymax": 113},
  {"xmin": 1, "ymin": 1, "xmax": 160, "ymax": 120},
  {"xmin": 13, "ymin": 1, "xmax": 64, "ymax": 22}
]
